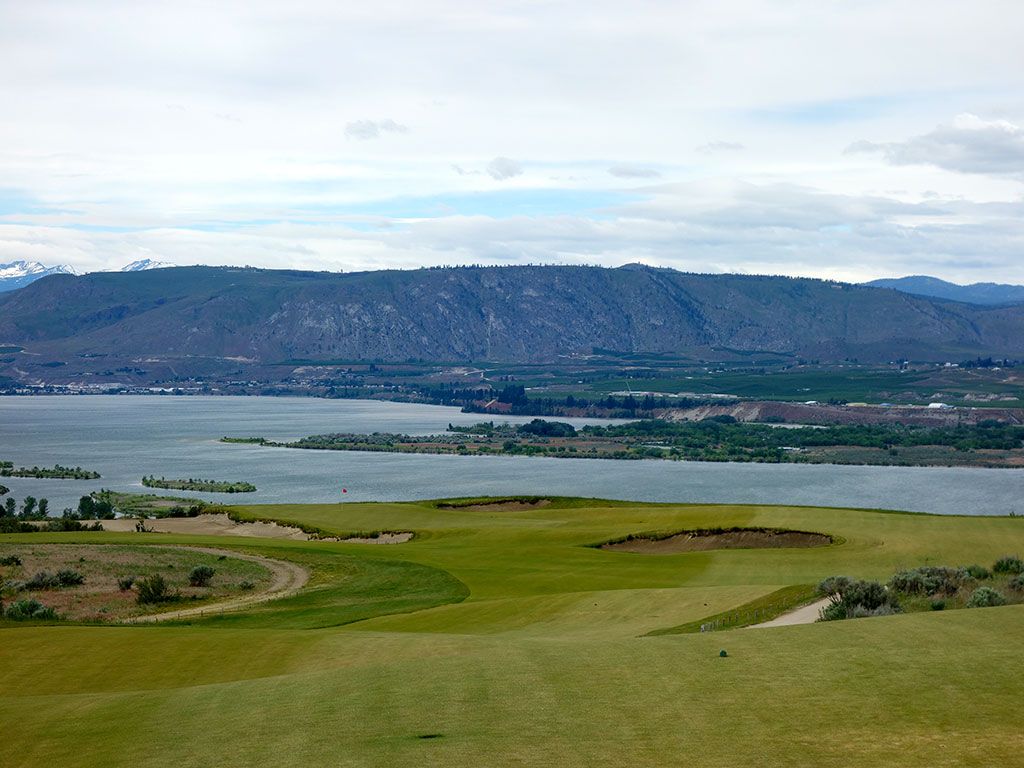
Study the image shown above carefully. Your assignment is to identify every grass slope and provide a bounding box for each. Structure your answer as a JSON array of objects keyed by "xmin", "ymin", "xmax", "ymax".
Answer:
[{"xmin": 3, "ymin": 498, "xmax": 1024, "ymax": 767}]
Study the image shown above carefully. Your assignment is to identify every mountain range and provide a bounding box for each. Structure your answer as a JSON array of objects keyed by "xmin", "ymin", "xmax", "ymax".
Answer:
[
  {"xmin": 0, "ymin": 259, "xmax": 172, "ymax": 292},
  {"xmin": 865, "ymin": 276, "xmax": 1024, "ymax": 305},
  {"xmin": 1, "ymin": 265, "xmax": 1023, "ymax": 377},
  {"xmin": 0, "ymin": 261, "xmax": 78, "ymax": 292}
]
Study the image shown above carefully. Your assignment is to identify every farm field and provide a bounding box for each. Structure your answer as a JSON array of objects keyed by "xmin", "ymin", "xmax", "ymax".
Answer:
[
  {"xmin": 3, "ymin": 498, "xmax": 1024, "ymax": 767},
  {"xmin": 506, "ymin": 363, "xmax": 1024, "ymax": 409}
]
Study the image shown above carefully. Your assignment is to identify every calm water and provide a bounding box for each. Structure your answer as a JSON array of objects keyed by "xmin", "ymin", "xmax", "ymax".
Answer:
[{"xmin": 1, "ymin": 395, "xmax": 1021, "ymax": 516}]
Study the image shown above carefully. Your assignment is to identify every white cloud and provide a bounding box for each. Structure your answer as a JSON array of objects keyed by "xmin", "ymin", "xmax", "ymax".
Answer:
[
  {"xmin": 486, "ymin": 157, "xmax": 523, "ymax": 181},
  {"xmin": 5, "ymin": 180, "xmax": 1024, "ymax": 284},
  {"xmin": 696, "ymin": 141, "xmax": 745, "ymax": 154},
  {"xmin": 1, "ymin": 2, "xmax": 1023, "ymax": 282},
  {"xmin": 846, "ymin": 114, "xmax": 1024, "ymax": 177},
  {"xmin": 608, "ymin": 165, "xmax": 661, "ymax": 178},
  {"xmin": 344, "ymin": 119, "xmax": 408, "ymax": 140}
]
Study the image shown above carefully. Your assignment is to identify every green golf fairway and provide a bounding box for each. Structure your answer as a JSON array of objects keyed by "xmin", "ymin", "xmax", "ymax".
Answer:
[{"xmin": 3, "ymin": 498, "xmax": 1024, "ymax": 767}]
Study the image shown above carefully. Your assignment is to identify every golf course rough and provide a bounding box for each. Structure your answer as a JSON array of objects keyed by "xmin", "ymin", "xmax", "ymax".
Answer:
[{"xmin": 3, "ymin": 497, "xmax": 1024, "ymax": 767}]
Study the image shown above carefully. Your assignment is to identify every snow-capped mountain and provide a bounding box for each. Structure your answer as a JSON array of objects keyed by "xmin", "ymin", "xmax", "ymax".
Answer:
[
  {"xmin": 0, "ymin": 260, "xmax": 77, "ymax": 292},
  {"xmin": 121, "ymin": 259, "xmax": 173, "ymax": 272}
]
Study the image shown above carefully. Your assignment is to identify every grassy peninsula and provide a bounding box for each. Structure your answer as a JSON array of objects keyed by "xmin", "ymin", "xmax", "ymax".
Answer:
[
  {"xmin": 222, "ymin": 418, "xmax": 1024, "ymax": 468},
  {"xmin": 0, "ymin": 461, "xmax": 100, "ymax": 479}
]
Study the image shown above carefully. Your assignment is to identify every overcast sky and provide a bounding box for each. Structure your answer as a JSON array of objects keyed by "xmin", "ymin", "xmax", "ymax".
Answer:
[{"xmin": 1, "ymin": 0, "xmax": 1023, "ymax": 282}]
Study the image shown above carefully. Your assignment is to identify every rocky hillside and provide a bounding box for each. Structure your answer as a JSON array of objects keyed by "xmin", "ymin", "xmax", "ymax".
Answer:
[
  {"xmin": 2, "ymin": 264, "xmax": 1023, "ymax": 366},
  {"xmin": 866, "ymin": 275, "xmax": 1024, "ymax": 306}
]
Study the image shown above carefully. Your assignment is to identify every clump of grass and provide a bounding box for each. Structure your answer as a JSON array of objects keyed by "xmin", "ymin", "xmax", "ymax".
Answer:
[
  {"xmin": 117, "ymin": 575, "xmax": 136, "ymax": 591},
  {"xmin": 1008, "ymin": 574, "xmax": 1024, "ymax": 592},
  {"xmin": 239, "ymin": 580, "xmax": 256, "ymax": 591},
  {"xmin": 0, "ymin": 555, "xmax": 22, "ymax": 567}
]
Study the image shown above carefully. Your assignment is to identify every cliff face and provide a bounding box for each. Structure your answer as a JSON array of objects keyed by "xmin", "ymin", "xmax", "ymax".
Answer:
[{"xmin": 2, "ymin": 264, "xmax": 1022, "ymax": 364}]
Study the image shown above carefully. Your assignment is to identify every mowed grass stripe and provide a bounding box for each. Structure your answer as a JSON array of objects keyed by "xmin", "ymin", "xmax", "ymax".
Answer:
[{"xmin": 2, "ymin": 608, "xmax": 1023, "ymax": 767}]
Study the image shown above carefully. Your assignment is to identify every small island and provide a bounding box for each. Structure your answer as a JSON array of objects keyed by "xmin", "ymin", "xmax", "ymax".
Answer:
[
  {"xmin": 0, "ymin": 461, "xmax": 101, "ymax": 480},
  {"xmin": 141, "ymin": 476, "xmax": 257, "ymax": 493}
]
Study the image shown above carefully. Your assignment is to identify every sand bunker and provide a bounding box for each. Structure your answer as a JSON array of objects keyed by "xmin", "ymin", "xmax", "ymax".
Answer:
[
  {"xmin": 99, "ymin": 514, "xmax": 314, "ymax": 540},
  {"xmin": 437, "ymin": 498, "xmax": 552, "ymax": 512},
  {"xmin": 600, "ymin": 527, "xmax": 832, "ymax": 554},
  {"xmin": 340, "ymin": 532, "xmax": 414, "ymax": 544},
  {"xmin": 99, "ymin": 514, "xmax": 414, "ymax": 544}
]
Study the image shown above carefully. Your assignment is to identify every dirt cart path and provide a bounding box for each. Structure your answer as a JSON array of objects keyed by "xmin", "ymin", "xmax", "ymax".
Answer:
[
  {"xmin": 124, "ymin": 546, "xmax": 309, "ymax": 623},
  {"xmin": 746, "ymin": 596, "xmax": 831, "ymax": 629}
]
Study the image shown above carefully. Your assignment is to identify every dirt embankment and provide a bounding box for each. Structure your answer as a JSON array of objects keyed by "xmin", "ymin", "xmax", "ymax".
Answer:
[
  {"xmin": 602, "ymin": 528, "xmax": 832, "ymax": 555},
  {"xmin": 659, "ymin": 400, "xmax": 1023, "ymax": 426}
]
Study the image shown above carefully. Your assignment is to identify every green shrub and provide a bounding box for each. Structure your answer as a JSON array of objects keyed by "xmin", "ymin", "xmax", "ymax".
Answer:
[
  {"xmin": 964, "ymin": 564, "xmax": 991, "ymax": 580},
  {"xmin": 816, "ymin": 575, "xmax": 851, "ymax": 596},
  {"xmin": 817, "ymin": 579, "xmax": 900, "ymax": 621},
  {"xmin": 3, "ymin": 598, "xmax": 57, "ymax": 621},
  {"xmin": 56, "ymin": 569, "xmax": 85, "ymax": 587},
  {"xmin": 44, "ymin": 518, "xmax": 103, "ymax": 532},
  {"xmin": 25, "ymin": 571, "xmax": 60, "ymax": 590},
  {"xmin": 239, "ymin": 580, "xmax": 256, "ymax": 591},
  {"xmin": 1007, "ymin": 574, "xmax": 1024, "ymax": 592},
  {"xmin": 136, "ymin": 574, "xmax": 172, "ymax": 604},
  {"xmin": 818, "ymin": 599, "xmax": 848, "ymax": 622},
  {"xmin": 0, "ymin": 518, "xmax": 35, "ymax": 533},
  {"xmin": 930, "ymin": 599, "xmax": 946, "ymax": 611},
  {"xmin": 993, "ymin": 556, "xmax": 1024, "ymax": 574},
  {"xmin": 966, "ymin": 586, "xmax": 1007, "ymax": 608},
  {"xmin": 188, "ymin": 565, "xmax": 215, "ymax": 587},
  {"xmin": 0, "ymin": 555, "xmax": 22, "ymax": 566},
  {"xmin": 849, "ymin": 604, "xmax": 901, "ymax": 619},
  {"xmin": 117, "ymin": 575, "xmax": 136, "ymax": 591},
  {"xmin": 889, "ymin": 566, "xmax": 965, "ymax": 596},
  {"xmin": 841, "ymin": 580, "xmax": 893, "ymax": 610}
]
